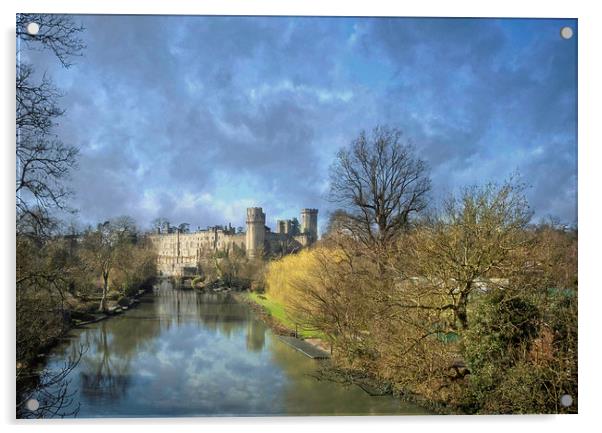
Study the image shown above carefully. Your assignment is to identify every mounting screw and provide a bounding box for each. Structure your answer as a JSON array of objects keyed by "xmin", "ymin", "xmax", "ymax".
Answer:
[
  {"xmin": 26, "ymin": 398, "xmax": 39, "ymax": 411},
  {"xmin": 560, "ymin": 394, "xmax": 573, "ymax": 407},
  {"xmin": 26, "ymin": 22, "xmax": 40, "ymax": 36},
  {"xmin": 560, "ymin": 26, "xmax": 574, "ymax": 40}
]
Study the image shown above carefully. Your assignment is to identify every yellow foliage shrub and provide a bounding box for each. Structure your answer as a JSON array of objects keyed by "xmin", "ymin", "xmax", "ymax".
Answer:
[
  {"xmin": 265, "ymin": 245, "xmax": 371, "ymax": 347},
  {"xmin": 266, "ymin": 249, "xmax": 317, "ymax": 306}
]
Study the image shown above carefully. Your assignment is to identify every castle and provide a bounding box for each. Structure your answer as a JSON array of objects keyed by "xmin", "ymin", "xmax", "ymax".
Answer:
[{"xmin": 149, "ymin": 207, "xmax": 318, "ymax": 277}]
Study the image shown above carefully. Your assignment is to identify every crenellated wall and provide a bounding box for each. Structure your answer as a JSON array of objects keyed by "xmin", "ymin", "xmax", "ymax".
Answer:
[{"xmin": 300, "ymin": 208, "xmax": 318, "ymax": 243}]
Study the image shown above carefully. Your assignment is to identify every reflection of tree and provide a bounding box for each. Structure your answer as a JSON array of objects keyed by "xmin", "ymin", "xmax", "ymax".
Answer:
[
  {"xmin": 246, "ymin": 320, "xmax": 266, "ymax": 352},
  {"xmin": 25, "ymin": 283, "xmax": 285, "ymax": 417},
  {"xmin": 77, "ymin": 313, "xmax": 161, "ymax": 403},
  {"xmin": 106, "ymin": 311, "xmax": 162, "ymax": 357},
  {"xmin": 79, "ymin": 323, "xmax": 130, "ymax": 402},
  {"xmin": 196, "ymin": 293, "xmax": 248, "ymax": 336},
  {"xmin": 17, "ymin": 345, "xmax": 85, "ymax": 419}
]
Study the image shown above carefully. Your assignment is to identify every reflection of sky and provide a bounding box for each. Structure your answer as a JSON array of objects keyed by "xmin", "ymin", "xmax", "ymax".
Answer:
[
  {"xmin": 39, "ymin": 287, "xmax": 425, "ymax": 417},
  {"xmin": 118, "ymin": 325, "xmax": 286, "ymax": 416}
]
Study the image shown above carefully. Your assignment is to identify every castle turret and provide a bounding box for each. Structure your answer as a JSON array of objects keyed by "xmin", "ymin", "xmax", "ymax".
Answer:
[
  {"xmin": 276, "ymin": 219, "xmax": 292, "ymax": 234},
  {"xmin": 246, "ymin": 207, "xmax": 266, "ymax": 259},
  {"xmin": 300, "ymin": 208, "xmax": 318, "ymax": 244}
]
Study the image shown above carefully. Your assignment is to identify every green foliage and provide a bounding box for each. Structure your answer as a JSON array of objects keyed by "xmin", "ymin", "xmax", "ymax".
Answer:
[
  {"xmin": 16, "ymin": 217, "xmax": 158, "ymax": 365},
  {"xmin": 248, "ymin": 292, "xmax": 322, "ymax": 338},
  {"xmin": 290, "ymin": 218, "xmax": 301, "ymax": 236},
  {"xmin": 191, "ymin": 274, "xmax": 206, "ymax": 288},
  {"xmin": 206, "ymin": 250, "xmax": 265, "ymax": 290},
  {"xmin": 462, "ymin": 287, "xmax": 577, "ymax": 413},
  {"xmin": 213, "ymin": 249, "xmax": 229, "ymax": 259}
]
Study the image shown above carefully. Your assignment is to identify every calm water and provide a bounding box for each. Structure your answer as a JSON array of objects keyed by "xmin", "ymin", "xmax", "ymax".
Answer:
[{"xmin": 36, "ymin": 281, "xmax": 428, "ymax": 417}]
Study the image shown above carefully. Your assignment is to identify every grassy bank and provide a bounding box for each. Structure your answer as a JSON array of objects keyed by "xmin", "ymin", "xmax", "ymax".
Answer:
[{"xmin": 246, "ymin": 292, "xmax": 323, "ymax": 339}]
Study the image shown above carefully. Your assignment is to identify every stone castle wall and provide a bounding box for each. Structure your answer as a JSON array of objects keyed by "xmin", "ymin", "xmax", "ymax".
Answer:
[
  {"xmin": 149, "ymin": 229, "xmax": 246, "ymax": 277},
  {"xmin": 150, "ymin": 207, "xmax": 317, "ymax": 277}
]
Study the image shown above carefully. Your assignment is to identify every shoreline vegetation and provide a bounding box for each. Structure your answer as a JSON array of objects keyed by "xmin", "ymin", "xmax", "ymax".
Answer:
[
  {"xmin": 237, "ymin": 291, "xmax": 450, "ymax": 414},
  {"xmin": 184, "ymin": 276, "xmax": 443, "ymax": 413},
  {"xmin": 16, "ymin": 216, "xmax": 159, "ymax": 418},
  {"xmin": 22, "ymin": 285, "xmax": 153, "ymax": 365},
  {"xmin": 17, "ymin": 150, "xmax": 578, "ymax": 417}
]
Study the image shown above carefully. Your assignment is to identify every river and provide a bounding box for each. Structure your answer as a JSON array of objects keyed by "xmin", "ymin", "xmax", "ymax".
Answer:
[{"xmin": 33, "ymin": 281, "xmax": 428, "ymax": 417}]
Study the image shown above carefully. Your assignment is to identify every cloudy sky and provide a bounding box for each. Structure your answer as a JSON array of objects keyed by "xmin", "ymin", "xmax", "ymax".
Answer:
[{"xmin": 21, "ymin": 15, "xmax": 577, "ymax": 232}]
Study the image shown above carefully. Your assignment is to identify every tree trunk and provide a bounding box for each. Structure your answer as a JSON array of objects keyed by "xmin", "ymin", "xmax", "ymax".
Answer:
[
  {"xmin": 455, "ymin": 284, "xmax": 471, "ymax": 329},
  {"xmin": 99, "ymin": 271, "xmax": 109, "ymax": 312}
]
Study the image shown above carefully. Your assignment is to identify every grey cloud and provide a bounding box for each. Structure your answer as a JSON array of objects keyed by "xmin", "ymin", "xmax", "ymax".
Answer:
[
  {"xmin": 23, "ymin": 15, "xmax": 576, "ymax": 230},
  {"xmin": 354, "ymin": 18, "xmax": 577, "ymax": 223}
]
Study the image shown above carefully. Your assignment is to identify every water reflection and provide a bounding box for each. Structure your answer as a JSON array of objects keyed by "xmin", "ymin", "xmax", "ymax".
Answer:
[
  {"xmin": 37, "ymin": 281, "xmax": 427, "ymax": 417},
  {"xmin": 246, "ymin": 321, "xmax": 266, "ymax": 352}
]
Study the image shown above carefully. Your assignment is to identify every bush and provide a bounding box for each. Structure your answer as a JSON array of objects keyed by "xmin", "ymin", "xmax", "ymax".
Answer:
[
  {"xmin": 462, "ymin": 288, "xmax": 577, "ymax": 413},
  {"xmin": 191, "ymin": 275, "xmax": 205, "ymax": 288}
]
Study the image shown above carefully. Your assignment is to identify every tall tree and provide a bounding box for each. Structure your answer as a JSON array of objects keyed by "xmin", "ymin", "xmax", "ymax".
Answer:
[
  {"xmin": 16, "ymin": 14, "xmax": 85, "ymax": 234},
  {"xmin": 16, "ymin": 14, "xmax": 85, "ymax": 68},
  {"xmin": 290, "ymin": 217, "xmax": 300, "ymax": 236},
  {"xmin": 80, "ymin": 218, "xmax": 137, "ymax": 311},
  {"xmin": 329, "ymin": 126, "xmax": 431, "ymax": 251},
  {"xmin": 151, "ymin": 217, "xmax": 170, "ymax": 233},
  {"xmin": 16, "ymin": 15, "xmax": 86, "ymax": 417},
  {"xmin": 403, "ymin": 179, "xmax": 533, "ymax": 329}
]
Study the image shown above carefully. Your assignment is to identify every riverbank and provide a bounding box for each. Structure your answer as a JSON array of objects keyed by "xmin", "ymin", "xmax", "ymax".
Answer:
[
  {"xmin": 235, "ymin": 292, "xmax": 331, "ymax": 351},
  {"xmin": 20, "ymin": 286, "xmax": 153, "ymax": 372},
  {"xmin": 237, "ymin": 291, "xmax": 451, "ymax": 415},
  {"xmin": 233, "ymin": 292, "xmax": 298, "ymax": 337},
  {"xmin": 69, "ymin": 288, "xmax": 149, "ymax": 327}
]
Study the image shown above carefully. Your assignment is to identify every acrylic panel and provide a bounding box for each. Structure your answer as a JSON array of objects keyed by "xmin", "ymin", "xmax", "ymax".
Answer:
[{"xmin": 16, "ymin": 14, "xmax": 577, "ymax": 418}]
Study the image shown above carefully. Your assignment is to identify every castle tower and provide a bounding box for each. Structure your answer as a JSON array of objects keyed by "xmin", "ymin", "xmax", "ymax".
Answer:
[
  {"xmin": 246, "ymin": 207, "xmax": 266, "ymax": 259},
  {"xmin": 277, "ymin": 220, "xmax": 286, "ymax": 234},
  {"xmin": 276, "ymin": 219, "xmax": 292, "ymax": 234},
  {"xmin": 300, "ymin": 208, "xmax": 318, "ymax": 244}
]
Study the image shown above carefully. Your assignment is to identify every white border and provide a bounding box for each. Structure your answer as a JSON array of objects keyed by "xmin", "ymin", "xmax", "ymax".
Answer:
[{"xmin": 2, "ymin": 1, "xmax": 600, "ymax": 432}]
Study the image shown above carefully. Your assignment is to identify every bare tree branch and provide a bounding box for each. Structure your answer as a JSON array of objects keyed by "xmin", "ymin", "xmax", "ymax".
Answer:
[{"xmin": 329, "ymin": 126, "xmax": 431, "ymax": 251}]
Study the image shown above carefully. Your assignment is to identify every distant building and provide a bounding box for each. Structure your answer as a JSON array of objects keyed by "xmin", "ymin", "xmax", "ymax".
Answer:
[{"xmin": 150, "ymin": 207, "xmax": 318, "ymax": 277}]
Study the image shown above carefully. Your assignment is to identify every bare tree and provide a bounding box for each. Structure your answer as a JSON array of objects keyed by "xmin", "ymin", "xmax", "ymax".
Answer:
[
  {"xmin": 151, "ymin": 217, "xmax": 170, "ymax": 233},
  {"xmin": 80, "ymin": 218, "xmax": 137, "ymax": 312},
  {"xmin": 329, "ymin": 126, "xmax": 431, "ymax": 250},
  {"xmin": 17, "ymin": 14, "xmax": 85, "ymax": 68},
  {"xmin": 17, "ymin": 346, "xmax": 85, "ymax": 419},
  {"xmin": 16, "ymin": 14, "xmax": 84, "ymax": 234},
  {"xmin": 111, "ymin": 215, "xmax": 137, "ymax": 241},
  {"xmin": 82, "ymin": 222, "xmax": 114, "ymax": 312},
  {"xmin": 323, "ymin": 209, "xmax": 359, "ymax": 240},
  {"xmin": 402, "ymin": 179, "xmax": 533, "ymax": 329}
]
